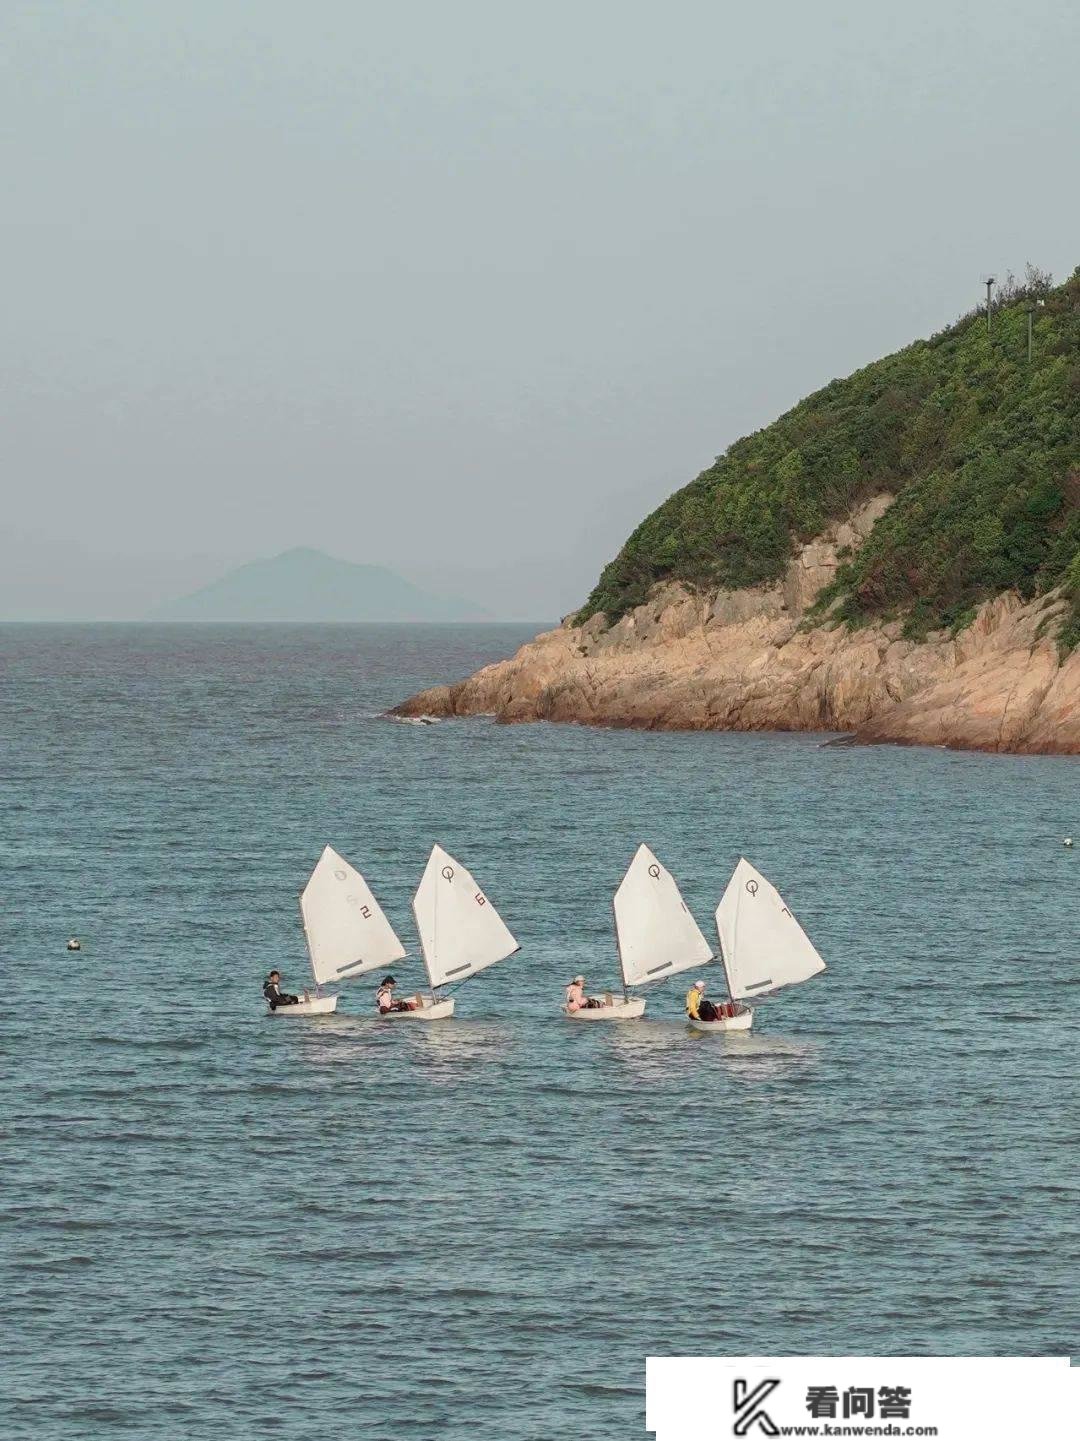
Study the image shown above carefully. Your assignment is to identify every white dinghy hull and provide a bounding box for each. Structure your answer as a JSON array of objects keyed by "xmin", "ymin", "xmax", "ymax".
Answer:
[
  {"xmin": 268, "ymin": 994, "xmax": 339, "ymax": 1017},
  {"xmin": 688, "ymin": 1006, "xmax": 753, "ymax": 1033},
  {"xmin": 379, "ymin": 995, "xmax": 455, "ymax": 1021},
  {"xmin": 563, "ymin": 995, "xmax": 646, "ymax": 1021}
]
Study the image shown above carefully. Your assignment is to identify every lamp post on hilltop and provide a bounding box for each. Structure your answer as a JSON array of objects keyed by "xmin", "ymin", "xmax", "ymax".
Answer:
[
  {"xmin": 1026, "ymin": 299, "xmax": 1046, "ymax": 364},
  {"xmin": 982, "ymin": 274, "xmax": 995, "ymax": 335}
]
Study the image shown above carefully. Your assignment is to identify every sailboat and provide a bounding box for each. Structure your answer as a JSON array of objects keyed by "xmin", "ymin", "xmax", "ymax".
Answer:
[
  {"xmin": 565, "ymin": 843, "xmax": 714, "ymax": 1020},
  {"xmin": 689, "ymin": 857, "xmax": 826, "ymax": 1032},
  {"xmin": 271, "ymin": 844, "xmax": 407, "ymax": 1016},
  {"xmin": 408, "ymin": 843, "xmax": 520, "ymax": 1019}
]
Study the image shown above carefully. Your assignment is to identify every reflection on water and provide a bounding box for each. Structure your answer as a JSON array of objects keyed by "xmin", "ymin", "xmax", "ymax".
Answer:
[
  {"xmin": 702, "ymin": 1032, "xmax": 822, "ymax": 1084},
  {"xmin": 279, "ymin": 1011, "xmax": 516, "ymax": 1083},
  {"xmin": 600, "ymin": 1015, "xmax": 821, "ymax": 1085},
  {"xmin": 283, "ymin": 1004, "xmax": 822, "ymax": 1093},
  {"xmin": 601, "ymin": 1016, "xmax": 704, "ymax": 1084},
  {"xmin": 284, "ymin": 1012, "xmax": 381, "ymax": 1071},
  {"xmin": 403, "ymin": 1019, "xmax": 514, "ymax": 1076}
]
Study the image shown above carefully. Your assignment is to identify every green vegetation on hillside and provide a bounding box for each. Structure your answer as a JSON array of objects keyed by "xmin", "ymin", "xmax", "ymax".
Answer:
[{"xmin": 578, "ymin": 266, "xmax": 1080, "ymax": 648}]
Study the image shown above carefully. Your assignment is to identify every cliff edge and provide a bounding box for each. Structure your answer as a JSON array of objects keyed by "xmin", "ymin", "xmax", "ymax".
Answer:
[{"xmin": 395, "ymin": 496, "xmax": 1080, "ymax": 752}]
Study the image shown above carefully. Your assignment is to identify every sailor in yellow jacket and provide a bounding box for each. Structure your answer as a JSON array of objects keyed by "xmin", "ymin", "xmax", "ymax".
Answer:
[{"xmin": 685, "ymin": 979, "xmax": 706, "ymax": 1019}]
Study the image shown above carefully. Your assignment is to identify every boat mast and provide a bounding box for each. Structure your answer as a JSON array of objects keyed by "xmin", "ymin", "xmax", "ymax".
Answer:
[
  {"xmin": 613, "ymin": 895, "xmax": 631, "ymax": 1003},
  {"xmin": 428, "ymin": 862, "xmax": 447, "ymax": 1002},
  {"xmin": 719, "ymin": 881, "xmax": 739, "ymax": 1009},
  {"xmin": 717, "ymin": 937, "xmax": 734, "ymax": 1009},
  {"xmin": 720, "ymin": 880, "xmax": 734, "ymax": 1002},
  {"xmin": 298, "ymin": 891, "xmax": 320, "ymax": 996}
]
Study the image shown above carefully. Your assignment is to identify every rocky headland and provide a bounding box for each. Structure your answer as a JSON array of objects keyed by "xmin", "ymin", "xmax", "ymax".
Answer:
[
  {"xmin": 399, "ymin": 270, "xmax": 1080, "ymax": 752},
  {"xmin": 395, "ymin": 496, "xmax": 1080, "ymax": 753}
]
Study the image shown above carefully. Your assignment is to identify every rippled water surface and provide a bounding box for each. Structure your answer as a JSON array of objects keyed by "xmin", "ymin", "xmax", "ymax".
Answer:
[{"xmin": 3, "ymin": 624, "xmax": 1078, "ymax": 1439}]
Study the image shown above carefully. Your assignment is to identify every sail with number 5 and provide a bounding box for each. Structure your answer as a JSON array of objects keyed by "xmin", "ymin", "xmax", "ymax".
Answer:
[
  {"xmin": 301, "ymin": 845, "xmax": 407, "ymax": 989},
  {"xmin": 412, "ymin": 843, "xmax": 519, "ymax": 993},
  {"xmin": 613, "ymin": 843, "xmax": 714, "ymax": 989},
  {"xmin": 715, "ymin": 857, "xmax": 826, "ymax": 1002}
]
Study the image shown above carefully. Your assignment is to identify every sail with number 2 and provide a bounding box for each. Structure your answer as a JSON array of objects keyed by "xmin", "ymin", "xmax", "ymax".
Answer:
[
  {"xmin": 412, "ymin": 843, "xmax": 519, "ymax": 993},
  {"xmin": 300, "ymin": 845, "xmax": 407, "ymax": 990}
]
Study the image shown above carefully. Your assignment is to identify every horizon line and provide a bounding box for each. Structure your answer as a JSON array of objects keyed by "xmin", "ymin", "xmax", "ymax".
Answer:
[{"xmin": 0, "ymin": 616, "xmax": 558, "ymax": 626}]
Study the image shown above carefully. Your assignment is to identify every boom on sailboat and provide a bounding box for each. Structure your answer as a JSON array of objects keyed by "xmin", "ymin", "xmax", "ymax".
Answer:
[
  {"xmin": 689, "ymin": 857, "xmax": 826, "ymax": 1032},
  {"xmin": 405, "ymin": 843, "xmax": 519, "ymax": 1020},
  {"xmin": 564, "ymin": 843, "xmax": 714, "ymax": 1020}
]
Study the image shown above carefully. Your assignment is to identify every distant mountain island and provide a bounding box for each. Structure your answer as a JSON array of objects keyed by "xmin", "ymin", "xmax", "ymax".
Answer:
[{"xmin": 153, "ymin": 547, "xmax": 488, "ymax": 622}]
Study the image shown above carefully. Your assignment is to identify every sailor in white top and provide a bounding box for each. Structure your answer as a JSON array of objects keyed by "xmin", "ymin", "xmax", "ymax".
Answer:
[{"xmin": 375, "ymin": 975, "xmax": 417, "ymax": 1014}]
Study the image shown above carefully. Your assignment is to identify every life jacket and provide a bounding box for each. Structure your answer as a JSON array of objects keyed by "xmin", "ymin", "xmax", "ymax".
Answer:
[
  {"xmin": 565, "ymin": 983, "xmax": 584, "ymax": 1011},
  {"xmin": 375, "ymin": 985, "xmax": 393, "ymax": 1011},
  {"xmin": 685, "ymin": 987, "xmax": 701, "ymax": 1018}
]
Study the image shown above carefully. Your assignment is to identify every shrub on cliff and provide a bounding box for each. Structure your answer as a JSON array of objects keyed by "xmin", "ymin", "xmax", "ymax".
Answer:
[{"xmin": 578, "ymin": 265, "xmax": 1080, "ymax": 646}]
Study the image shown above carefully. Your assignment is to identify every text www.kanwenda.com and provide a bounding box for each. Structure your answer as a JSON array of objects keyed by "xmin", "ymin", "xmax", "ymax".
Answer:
[{"xmin": 773, "ymin": 1426, "xmax": 938, "ymax": 1437}]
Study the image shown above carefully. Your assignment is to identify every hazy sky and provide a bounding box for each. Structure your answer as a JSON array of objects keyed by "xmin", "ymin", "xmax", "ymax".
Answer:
[{"xmin": 3, "ymin": 0, "xmax": 1079, "ymax": 619}]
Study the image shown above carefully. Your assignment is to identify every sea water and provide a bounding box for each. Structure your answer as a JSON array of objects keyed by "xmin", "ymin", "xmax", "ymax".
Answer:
[{"xmin": 2, "ymin": 623, "xmax": 1077, "ymax": 1440}]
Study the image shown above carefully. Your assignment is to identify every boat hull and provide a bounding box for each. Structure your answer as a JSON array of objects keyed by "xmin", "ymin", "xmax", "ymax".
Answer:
[
  {"xmin": 267, "ymin": 994, "xmax": 339, "ymax": 1016},
  {"xmin": 379, "ymin": 996, "xmax": 455, "ymax": 1021},
  {"xmin": 688, "ymin": 1005, "xmax": 753, "ymax": 1033},
  {"xmin": 564, "ymin": 996, "xmax": 646, "ymax": 1021}
]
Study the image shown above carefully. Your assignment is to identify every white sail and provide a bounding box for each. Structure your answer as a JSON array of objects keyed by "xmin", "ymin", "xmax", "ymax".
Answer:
[
  {"xmin": 300, "ymin": 845, "xmax": 407, "ymax": 989},
  {"xmin": 613, "ymin": 843, "xmax": 714, "ymax": 989},
  {"xmin": 716, "ymin": 857, "xmax": 826, "ymax": 1000},
  {"xmin": 412, "ymin": 844, "xmax": 519, "ymax": 991}
]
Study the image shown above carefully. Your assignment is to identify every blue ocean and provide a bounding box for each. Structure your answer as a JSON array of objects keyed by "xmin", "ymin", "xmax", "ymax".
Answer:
[{"xmin": 3, "ymin": 624, "xmax": 1077, "ymax": 1440}]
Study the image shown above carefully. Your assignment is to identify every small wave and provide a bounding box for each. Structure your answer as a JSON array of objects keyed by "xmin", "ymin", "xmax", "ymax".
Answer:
[
  {"xmin": 85, "ymin": 1035, "xmax": 204, "ymax": 1053},
  {"xmin": 12, "ymin": 1254, "xmax": 97, "ymax": 1272},
  {"xmin": 564, "ymin": 1380, "xmax": 639, "ymax": 1397},
  {"xmin": 36, "ymin": 1217, "xmax": 114, "ymax": 1232}
]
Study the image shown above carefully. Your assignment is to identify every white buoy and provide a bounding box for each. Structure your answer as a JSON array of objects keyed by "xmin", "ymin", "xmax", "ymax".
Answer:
[
  {"xmin": 1065, "ymin": 838, "xmax": 1074, "ymax": 848},
  {"xmin": 66, "ymin": 937, "xmax": 82, "ymax": 951}
]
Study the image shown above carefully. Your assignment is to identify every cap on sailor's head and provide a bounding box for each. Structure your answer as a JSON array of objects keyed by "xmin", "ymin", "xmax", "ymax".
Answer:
[
  {"xmin": 572, "ymin": 974, "xmax": 585, "ymax": 984},
  {"xmin": 693, "ymin": 979, "xmax": 706, "ymax": 990}
]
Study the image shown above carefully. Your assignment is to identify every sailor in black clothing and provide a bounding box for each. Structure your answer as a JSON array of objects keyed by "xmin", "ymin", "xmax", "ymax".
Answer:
[{"xmin": 263, "ymin": 970, "xmax": 302, "ymax": 1009}]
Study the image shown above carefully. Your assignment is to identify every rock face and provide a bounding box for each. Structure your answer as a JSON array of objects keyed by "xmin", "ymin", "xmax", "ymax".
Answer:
[{"xmin": 394, "ymin": 497, "xmax": 1080, "ymax": 754}]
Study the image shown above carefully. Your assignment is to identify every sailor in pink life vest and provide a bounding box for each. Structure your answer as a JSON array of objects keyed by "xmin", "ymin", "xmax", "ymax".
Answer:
[{"xmin": 565, "ymin": 975, "xmax": 603, "ymax": 1011}]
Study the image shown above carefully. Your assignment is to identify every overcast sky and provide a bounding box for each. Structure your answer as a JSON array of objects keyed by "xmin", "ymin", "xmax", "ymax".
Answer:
[{"xmin": 3, "ymin": 0, "xmax": 1078, "ymax": 620}]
